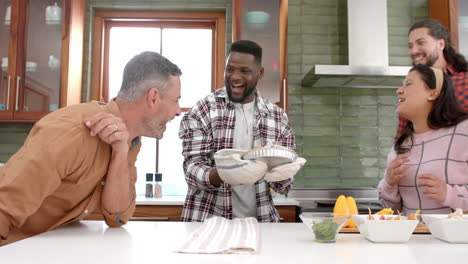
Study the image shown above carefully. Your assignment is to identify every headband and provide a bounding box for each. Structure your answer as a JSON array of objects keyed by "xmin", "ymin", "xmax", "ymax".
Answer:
[{"xmin": 430, "ymin": 67, "xmax": 443, "ymax": 90}]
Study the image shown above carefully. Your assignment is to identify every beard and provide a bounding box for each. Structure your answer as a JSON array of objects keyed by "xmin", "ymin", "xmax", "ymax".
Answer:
[
  {"xmin": 412, "ymin": 48, "xmax": 439, "ymax": 67},
  {"xmin": 143, "ymin": 115, "xmax": 165, "ymax": 139},
  {"xmin": 226, "ymin": 84, "xmax": 257, "ymax": 103}
]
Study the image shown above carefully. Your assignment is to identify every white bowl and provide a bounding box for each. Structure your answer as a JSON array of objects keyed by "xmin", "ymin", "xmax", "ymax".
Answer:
[
  {"xmin": 421, "ymin": 214, "xmax": 468, "ymax": 243},
  {"xmin": 299, "ymin": 212, "xmax": 350, "ymax": 243},
  {"xmin": 352, "ymin": 215, "xmax": 418, "ymax": 243}
]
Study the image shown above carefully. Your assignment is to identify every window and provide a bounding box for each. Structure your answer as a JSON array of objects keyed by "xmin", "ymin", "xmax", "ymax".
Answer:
[{"xmin": 92, "ymin": 11, "xmax": 226, "ymax": 196}]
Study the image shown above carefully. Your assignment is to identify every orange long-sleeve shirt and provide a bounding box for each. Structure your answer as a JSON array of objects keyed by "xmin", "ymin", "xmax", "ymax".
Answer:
[{"xmin": 0, "ymin": 100, "xmax": 140, "ymax": 246}]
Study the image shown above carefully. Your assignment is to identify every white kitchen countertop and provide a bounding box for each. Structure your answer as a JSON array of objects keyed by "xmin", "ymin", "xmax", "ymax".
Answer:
[
  {"xmin": 1, "ymin": 221, "xmax": 465, "ymax": 264},
  {"xmin": 136, "ymin": 195, "xmax": 299, "ymax": 206}
]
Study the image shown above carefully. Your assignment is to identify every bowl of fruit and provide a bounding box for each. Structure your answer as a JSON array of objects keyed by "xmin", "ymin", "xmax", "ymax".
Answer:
[{"xmin": 352, "ymin": 209, "xmax": 420, "ymax": 243}]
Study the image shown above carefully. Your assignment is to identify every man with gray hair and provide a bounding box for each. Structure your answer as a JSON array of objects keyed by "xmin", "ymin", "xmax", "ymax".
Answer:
[{"xmin": 0, "ymin": 51, "xmax": 182, "ymax": 246}]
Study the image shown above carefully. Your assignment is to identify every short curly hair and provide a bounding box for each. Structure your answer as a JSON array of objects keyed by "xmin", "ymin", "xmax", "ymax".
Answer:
[{"xmin": 228, "ymin": 40, "xmax": 262, "ymax": 65}]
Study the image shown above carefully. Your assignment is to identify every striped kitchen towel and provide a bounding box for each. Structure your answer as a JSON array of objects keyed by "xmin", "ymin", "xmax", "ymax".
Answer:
[{"xmin": 176, "ymin": 216, "xmax": 259, "ymax": 254}]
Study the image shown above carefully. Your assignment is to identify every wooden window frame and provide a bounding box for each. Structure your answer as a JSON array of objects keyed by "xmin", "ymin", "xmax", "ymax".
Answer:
[{"xmin": 91, "ymin": 11, "xmax": 226, "ymax": 111}]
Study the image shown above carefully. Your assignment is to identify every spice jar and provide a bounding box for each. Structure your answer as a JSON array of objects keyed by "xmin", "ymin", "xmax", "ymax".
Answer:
[
  {"xmin": 154, "ymin": 173, "xmax": 162, "ymax": 198},
  {"xmin": 145, "ymin": 173, "xmax": 154, "ymax": 198}
]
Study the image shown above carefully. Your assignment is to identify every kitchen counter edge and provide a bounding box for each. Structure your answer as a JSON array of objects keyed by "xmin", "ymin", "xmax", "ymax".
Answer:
[{"xmin": 136, "ymin": 195, "xmax": 299, "ymax": 206}]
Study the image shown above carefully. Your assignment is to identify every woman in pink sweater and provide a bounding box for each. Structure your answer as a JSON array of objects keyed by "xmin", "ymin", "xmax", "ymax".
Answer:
[{"xmin": 378, "ymin": 64, "xmax": 468, "ymax": 215}]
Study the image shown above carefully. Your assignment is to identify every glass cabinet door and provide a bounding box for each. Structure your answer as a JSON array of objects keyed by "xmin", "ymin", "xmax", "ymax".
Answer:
[
  {"xmin": 20, "ymin": 0, "xmax": 63, "ymax": 112},
  {"xmin": 0, "ymin": 0, "xmax": 11, "ymax": 114},
  {"xmin": 238, "ymin": 0, "xmax": 280, "ymax": 104},
  {"xmin": 233, "ymin": 0, "xmax": 288, "ymax": 111}
]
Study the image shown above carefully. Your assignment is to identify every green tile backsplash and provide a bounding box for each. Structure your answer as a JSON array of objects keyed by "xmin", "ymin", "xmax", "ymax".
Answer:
[
  {"xmin": 289, "ymin": 0, "xmax": 428, "ymax": 188},
  {"xmin": 0, "ymin": 124, "xmax": 33, "ymax": 163}
]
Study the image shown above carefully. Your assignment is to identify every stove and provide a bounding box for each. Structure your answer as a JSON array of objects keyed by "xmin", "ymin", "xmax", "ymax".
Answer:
[{"xmin": 288, "ymin": 188, "xmax": 383, "ymax": 214}]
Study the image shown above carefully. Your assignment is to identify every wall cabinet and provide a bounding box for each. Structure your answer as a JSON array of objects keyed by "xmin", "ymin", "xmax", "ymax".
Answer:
[
  {"xmin": 0, "ymin": 0, "xmax": 85, "ymax": 122},
  {"xmin": 86, "ymin": 205, "xmax": 298, "ymax": 222},
  {"xmin": 232, "ymin": 0, "xmax": 289, "ymax": 112}
]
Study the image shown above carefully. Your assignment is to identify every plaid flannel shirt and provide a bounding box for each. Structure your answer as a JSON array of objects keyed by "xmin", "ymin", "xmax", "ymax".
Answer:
[
  {"xmin": 178, "ymin": 87, "xmax": 296, "ymax": 222},
  {"xmin": 397, "ymin": 66, "xmax": 468, "ymax": 137}
]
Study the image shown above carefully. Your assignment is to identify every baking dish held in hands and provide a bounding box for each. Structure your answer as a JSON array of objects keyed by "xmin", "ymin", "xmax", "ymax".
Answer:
[{"xmin": 242, "ymin": 145, "xmax": 298, "ymax": 168}]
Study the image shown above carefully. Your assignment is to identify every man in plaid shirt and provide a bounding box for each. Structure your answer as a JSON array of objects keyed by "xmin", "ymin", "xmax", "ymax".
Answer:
[
  {"xmin": 398, "ymin": 19, "xmax": 468, "ymax": 137},
  {"xmin": 178, "ymin": 40, "xmax": 300, "ymax": 222}
]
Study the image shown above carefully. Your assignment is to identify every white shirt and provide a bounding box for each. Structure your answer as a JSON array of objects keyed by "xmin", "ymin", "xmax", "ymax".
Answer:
[{"xmin": 231, "ymin": 100, "xmax": 257, "ymax": 218}]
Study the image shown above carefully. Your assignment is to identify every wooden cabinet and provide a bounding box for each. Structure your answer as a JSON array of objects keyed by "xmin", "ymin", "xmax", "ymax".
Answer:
[
  {"xmin": 86, "ymin": 205, "xmax": 183, "ymax": 222},
  {"xmin": 429, "ymin": 0, "xmax": 459, "ymax": 51},
  {"xmin": 276, "ymin": 205, "xmax": 297, "ymax": 222},
  {"xmin": 232, "ymin": 0, "xmax": 288, "ymax": 112},
  {"xmin": 129, "ymin": 205, "xmax": 183, "ymax": 221},
  {"xmin": 86, "ymin": 205, "xmax": 298, "ymax": 222},
  {"xmin": 0, "ymin": 0, "xmax": 85, "ymax": 122}
]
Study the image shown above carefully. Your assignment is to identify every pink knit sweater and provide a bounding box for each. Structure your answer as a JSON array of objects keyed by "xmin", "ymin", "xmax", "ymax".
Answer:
[{"xmin": 378, "ymin": 119, "xmax": 468, "ymax": 215}]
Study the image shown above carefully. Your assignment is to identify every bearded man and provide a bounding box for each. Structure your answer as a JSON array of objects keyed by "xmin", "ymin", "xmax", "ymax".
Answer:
[{"xmin": 397, "ymin": 19, "xmax": 468, "ymax": 137}]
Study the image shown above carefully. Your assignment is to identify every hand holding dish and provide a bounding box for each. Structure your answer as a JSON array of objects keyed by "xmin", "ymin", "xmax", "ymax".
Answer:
[
  {"xmin": 214, "ymin": 149, "xmax": 268, "ymax": 186},
  {"xmin": 264, "ymin": 157, "xmax": 306, "ymax": 182}
]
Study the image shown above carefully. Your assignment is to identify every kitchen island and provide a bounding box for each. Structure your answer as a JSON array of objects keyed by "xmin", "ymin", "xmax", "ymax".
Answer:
[{"xmin": 0, "ymin": 221, "xmax": 465, "ymax": 264}]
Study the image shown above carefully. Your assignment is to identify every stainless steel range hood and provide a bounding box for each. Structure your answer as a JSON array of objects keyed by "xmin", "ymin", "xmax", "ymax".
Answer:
[{"xmin": 302, "ymin": 0, "xmax": 411, "ymax": 88}]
